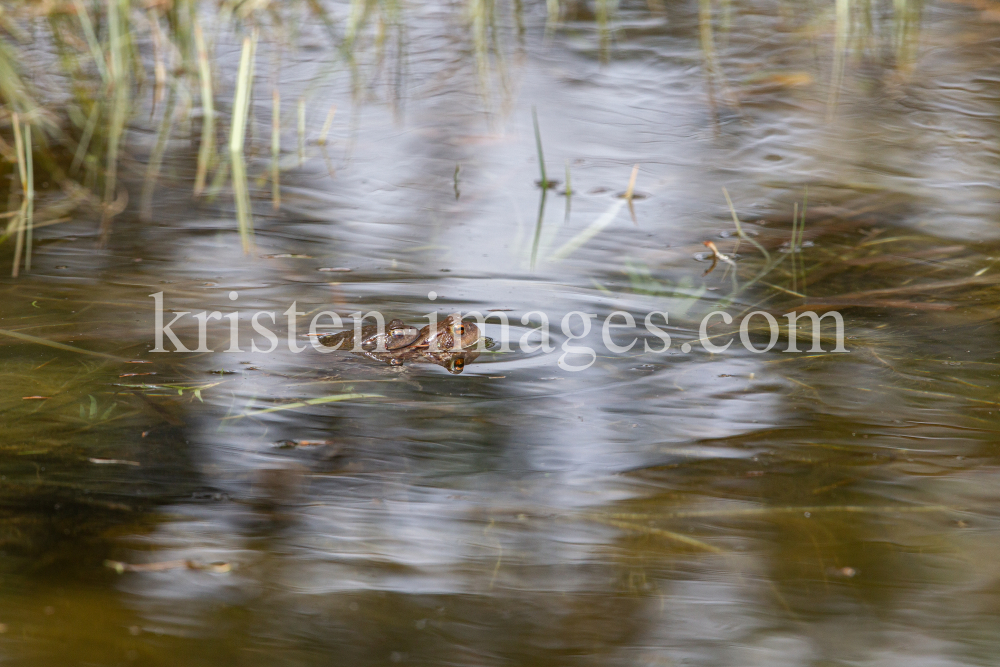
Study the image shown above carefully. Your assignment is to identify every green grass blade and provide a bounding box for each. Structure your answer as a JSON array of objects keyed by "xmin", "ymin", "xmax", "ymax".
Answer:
[{"xmin": 226, "ymin": 393, "xmax": 384, "ymax": 419}]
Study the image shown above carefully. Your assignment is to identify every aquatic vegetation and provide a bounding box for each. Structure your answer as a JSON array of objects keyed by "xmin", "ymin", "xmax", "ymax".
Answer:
[
  {"xmin": 0, "ymin": 0, "xmax": 518, "ymax": 269},
  {"xmin": 0, "ymin": 0, "xmax": 927, "ymax": 277},
  {"xmin": 695, "ymin": 0, "xmax": 925, "ymax": 121}
]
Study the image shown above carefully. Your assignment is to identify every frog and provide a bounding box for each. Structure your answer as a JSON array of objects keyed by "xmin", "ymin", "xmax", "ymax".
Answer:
[{"xmin": 318, "ymin": 314, "xmax": 481, "ymax": 373}]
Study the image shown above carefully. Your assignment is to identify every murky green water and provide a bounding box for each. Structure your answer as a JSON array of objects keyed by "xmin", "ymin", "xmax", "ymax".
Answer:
[{"xmin": 3, "ymin": 0, "xmax": 1000, "ymax": 664}]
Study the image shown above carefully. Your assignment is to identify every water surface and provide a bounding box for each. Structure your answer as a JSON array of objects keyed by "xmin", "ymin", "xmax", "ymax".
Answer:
[{"xmin": 3, "ymin": 1, "xmax": 1000, "ymax": 664}]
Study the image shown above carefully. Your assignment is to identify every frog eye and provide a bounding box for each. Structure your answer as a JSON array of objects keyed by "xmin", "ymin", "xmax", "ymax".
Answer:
[{"xmin": 455, "ymin": 325, "xmax": 465, "ymax": 335}]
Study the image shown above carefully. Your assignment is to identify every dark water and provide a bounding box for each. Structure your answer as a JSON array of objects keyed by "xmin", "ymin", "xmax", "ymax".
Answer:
[{"xmin": 3, "ymin": 0, "xmax": 1000, "ymax": 664}]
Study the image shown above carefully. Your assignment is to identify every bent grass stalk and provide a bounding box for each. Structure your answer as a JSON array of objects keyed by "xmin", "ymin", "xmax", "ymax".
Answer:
[
  {"xmin": 550, "ymin": 198, "xmax": 626, "ymax": 261},
  {"xmin": 548, "ymin": 162, "xmax": 640, "ymax": 261}
]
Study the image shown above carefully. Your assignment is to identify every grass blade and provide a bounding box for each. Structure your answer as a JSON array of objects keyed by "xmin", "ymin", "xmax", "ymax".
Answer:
[
  {"xmin": 550, "ymin": 198, "xmax": 625, "ymax": 261},
  {"xmin": 0, "ymin": 328, "xmax": 127, "ymax": 361},
  {"xmin": 194, "ymin": 21, "xmax": 215, "ymax": 196},
  {"xmin": 11, "ymin": 115, "xmax": 25, "ymax": 277},
  {"xmin": 318, "ymin": 103, "xmax": 337, "ymax": 146},
  {"xmin": 72, "ymin": 0, "xmax": 109, "ymax": 83},
  {"xmin": 100, "ymin": 0, "xmax": 131, "ymax": 246},
  {"xmin": 532, "ymin": 106, "xmax": 547, "ymax": 188},
  {"xmin": 70, "ymin": 103, "xmax": 100, "ymax": 175},
  {"xmin": 588, "ymin": 516, "xmax": 723, "ymax": 553},
  {"xmin": 24, "ymin": 122, "xmax": 33, "ymax": 271},
  {"xmin": 141, "ymin": 80, "xmax": 177, "ymax": 221},
  {"xmin": 226, "ymin": 393, "xmax": 384, "ymax": 419},
  {"xmin": 229, "ymin": 31, "xmax": 258, "ymax": 253}
]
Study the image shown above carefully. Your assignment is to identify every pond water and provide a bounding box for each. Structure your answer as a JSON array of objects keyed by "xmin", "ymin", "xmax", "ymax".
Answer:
[{"xmin": 3, "ymin": 0, "xmax": 1000, "ymax": 664}]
